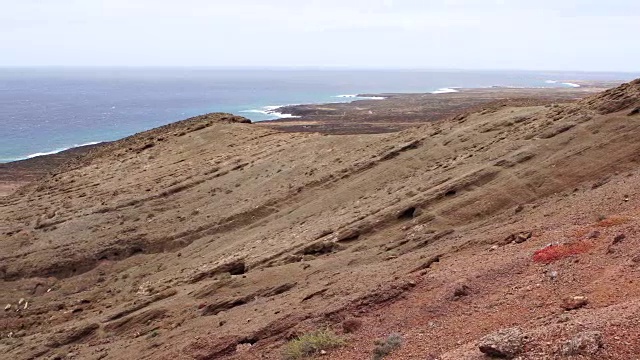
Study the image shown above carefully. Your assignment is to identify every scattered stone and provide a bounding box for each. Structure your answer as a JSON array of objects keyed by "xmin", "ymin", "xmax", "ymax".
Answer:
[
  {"xmin": 587, "ymin": 230, "xmax": 601, "ymax": 239},
  {"xmin": 501, "ymin": 231, "xmax": 532, "ymax": 245},
  {"xmin": 46, "ymin": 323, "xmax": 100, "ymax": 348},
  {"xmin": 608, "ymin": 233, "xmax": 627, "ymax": 253},
  {"xmin": 562, "ymin": 296, "xmax": 589, "ymax": 311},
  {"xmin": 188, "ymin": 259, "xmax": 246, "ymax": 284},
  {"xmin": 32, "ymin": 282, "xmax": 48, "ymax": 296},
  {"xmin": 514, "ymin": 232, "xmax": 532, "ymax": 244},
  {"xmin": 342, "ymin": 318, "xmax": 363, "ymax": 334},
  {"xmin": 453, "ymin": 284, "xmax": 471, "ymax": 298},
  {"xmin": 612, "ymin": 233, "xmax": 626, "ymax": 245},
  {"xmin": 4, "ymin": 304, "xmax": 10, "ymax": 311},
  {"xmin": 235, "ymin": 343, "xmax": 252, "ymax": 352},
  {"xmin": 514, "ymin": 204, "xmax": 525, "ymax": 214},
  {"xmin": 478, "ymin": 327, "xmax": 526, "ymax": 359},
  {"xmin": 410, "ymin": 254, "xmax": 441, "ymax": 272},
  {"xmin": 560, "ymin": 331, "xmax": 603, "ymax": 356},
  {"xmin": 548, "ymin": 270, "xmax": 558, "ymax": 280},
  {"xmin": 18, "ymin": 298, "xmax": 24, "ymax": 305}
]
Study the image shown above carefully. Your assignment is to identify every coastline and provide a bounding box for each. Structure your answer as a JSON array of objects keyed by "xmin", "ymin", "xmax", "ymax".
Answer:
[
  {"xmin": 0, "ymin": 80, "xmax": 622, "ymax": 196},
  {"xmin": 258, "ymin": 81, "xmax": 618, "ymax": 134},
  {"xmin": 0, "ymin": 79, "xmax": 618, "ymax": 164},
  {"xmin": 0, "ymin": 142, "xmax": 108, "ymax": 196},
  {"xmin": 3, "ymin": 78, "xmax": 640, "ymax": 358}
]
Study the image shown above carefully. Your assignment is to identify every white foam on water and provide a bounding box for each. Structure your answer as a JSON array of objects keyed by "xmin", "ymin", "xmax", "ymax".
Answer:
[
  {"xmin": 545, "ymin": 80, "xmax": 580, "ymax": 88},
  {"xmin": 358, "ymin": 96, "xmax": 386, "ymax": 100},
  {"xmin": 334, "ymin": 94, "xmax": 386, "ymax": 100},
  {"xmin": 12, "ymin": 141, "xmax": 103, "ymax": 161},
  {"xmin": 269, "ymin": 112, "xmax": 300, "ymax": 119},
  {"xmin": 240, "ymin": 106, "xmax": 300, "ymax": 119},
  {"xmin": 431, "ymin": 88, "xmax": 459, "ymax": 94}
]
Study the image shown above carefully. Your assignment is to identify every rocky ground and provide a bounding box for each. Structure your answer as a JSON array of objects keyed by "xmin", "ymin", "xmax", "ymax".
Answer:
[
  {"xmin": 260, "ymin": 82, "xmax": 617, "ymax": 134},
  {"xmin": 1, "ymin": 80, "xmax": 640, "ymax": 359}
]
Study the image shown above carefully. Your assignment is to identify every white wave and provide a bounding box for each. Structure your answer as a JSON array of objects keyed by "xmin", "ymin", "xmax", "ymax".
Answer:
[
  {"xmin": 431, "ymin": 88, "xmax": 459, "ymax": 94},
  {"xmin": 334, "ymin": 94, "xmax": 386, "ymax": 100},
  {"xmin": 24, "ymin": 149, "xmax": 70, "ymax": 159},
  {"xmin": 545, "ymin": 80, "xmax": 580, "ymax": 88},
  {"xmin": 269, "ymin": 112, "xmax": 300, "ymax": 119},
  {"xmin": 240, "ymin": 106, "xmax": 300, "ymax": 119},
  {"xmin": 6, "ymin": 141, "xmax": 104, "ymax": 162}
]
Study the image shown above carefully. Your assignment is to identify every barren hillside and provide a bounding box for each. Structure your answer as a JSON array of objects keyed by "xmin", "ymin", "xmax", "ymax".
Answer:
[{"xmin": 1, "ymin": 80, "xmax": 640, "ymax": 359}]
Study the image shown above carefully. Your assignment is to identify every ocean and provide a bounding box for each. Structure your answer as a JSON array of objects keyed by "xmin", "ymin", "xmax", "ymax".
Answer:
[{"xmin": 1, "ymin": 68, "xmax": 637, "ymax": 163}]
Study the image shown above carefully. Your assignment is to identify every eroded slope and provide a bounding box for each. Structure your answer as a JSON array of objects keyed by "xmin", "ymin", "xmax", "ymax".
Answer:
[{"xmin": 1, "ymin": 81, "xmax": 640, "ymax": 359}]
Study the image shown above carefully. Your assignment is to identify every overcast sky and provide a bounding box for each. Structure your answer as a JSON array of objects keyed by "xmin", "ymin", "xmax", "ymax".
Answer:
[{"xmin": 1, "ymin": 0, "xmax": 639, "ymax": 71}]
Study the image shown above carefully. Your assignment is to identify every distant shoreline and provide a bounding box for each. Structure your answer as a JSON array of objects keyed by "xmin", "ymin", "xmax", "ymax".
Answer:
[
  {"xmin": 0, "ymin": 80, "xmax": 624, "ymax": 196},
  {"xmin": 2, "ymin": 80, "xmax": 618, "ymax": 165},
  {"xmin": 258, "ymin": 80, "xmax": 619, "ymax": 134},
  {"xmin": 0, "ymin": 75, "xmax": 624, "ymax": 164}
]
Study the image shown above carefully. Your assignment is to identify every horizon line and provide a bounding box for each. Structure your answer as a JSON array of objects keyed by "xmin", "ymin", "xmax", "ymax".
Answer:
[{"xmin": 0, "ymin": 65, "xmax": 639, "ymax": 74}]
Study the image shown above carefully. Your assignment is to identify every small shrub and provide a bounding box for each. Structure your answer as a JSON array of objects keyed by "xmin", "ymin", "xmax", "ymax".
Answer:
[
  {"xmin": 282, "ymin": 329, "xmax": 345, "ymax": 359},
  {"xmin": 372, "ymin": 333, "xmax": 403, "ymax": 360},
  {"xmin": 533, "ymin": 242, "xmax": 592, "ymax": 263}
]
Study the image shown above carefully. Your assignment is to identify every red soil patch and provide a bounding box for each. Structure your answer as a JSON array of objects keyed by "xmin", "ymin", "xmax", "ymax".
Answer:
[
  {"xmin": 597, "ymin": 216, "xmax": 631, "ymax": 227},
  {"xmin": 532, "ymin": 241, "xmax": 592, "ymax": 263}
]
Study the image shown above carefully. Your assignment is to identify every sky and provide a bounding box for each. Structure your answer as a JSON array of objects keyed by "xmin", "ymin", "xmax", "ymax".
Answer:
[{"xmin": 1, "ymin": 0, "xmax": 639, "ymax": 71}]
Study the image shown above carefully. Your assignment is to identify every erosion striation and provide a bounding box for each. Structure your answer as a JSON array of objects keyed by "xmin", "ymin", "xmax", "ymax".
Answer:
[{"xmin": 1, "ymin": 81, "xmax": 640, "ymax": 359}]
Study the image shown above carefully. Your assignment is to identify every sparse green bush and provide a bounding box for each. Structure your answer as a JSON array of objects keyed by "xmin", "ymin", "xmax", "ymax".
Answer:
[
  {"xmin": 282, "ymin": 329, "xmax": 345, "ymax": 359},
  {"xmin": 372, "ymin": 333, "xmax": 403, "ymax": 360}
]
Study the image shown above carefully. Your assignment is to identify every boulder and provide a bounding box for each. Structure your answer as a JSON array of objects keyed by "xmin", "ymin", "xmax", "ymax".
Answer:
[
  {"xmin": 478, "ymin": 327, "xmax": 526, "ymax": 359},
  {"xmin": 560, "ymin": 331, "xmax": 603, "ymax": 356},
  {"xmin": 562, "ymin": 296, "xmax": 589, "ymax": 311}
]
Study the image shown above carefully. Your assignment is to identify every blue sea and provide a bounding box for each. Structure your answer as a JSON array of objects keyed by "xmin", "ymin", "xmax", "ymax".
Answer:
[{"xmin": 1, "ymin": 68, "xmax": 638, "ymax": 163}]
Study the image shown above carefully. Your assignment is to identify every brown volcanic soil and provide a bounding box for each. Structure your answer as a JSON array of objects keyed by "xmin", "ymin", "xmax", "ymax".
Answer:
[
  {"xmin": 0, "ymin": 143, "xmax": 105, "ymax": 197},
  {"xmin": 0, "ymin": 86, "xmax": 606, "ymax": 197},
  {"xmin": 1, "ymin": 81, "xmax": 640, "ymax": 359}
]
